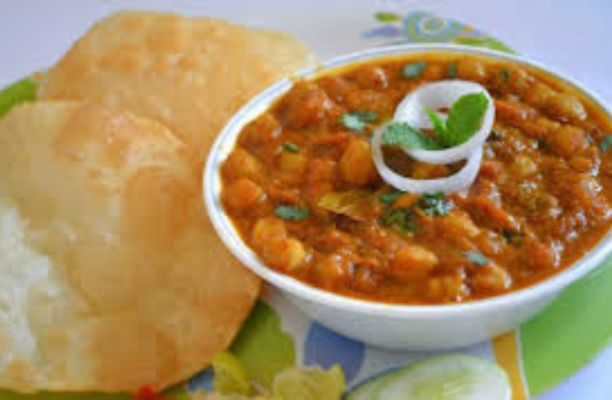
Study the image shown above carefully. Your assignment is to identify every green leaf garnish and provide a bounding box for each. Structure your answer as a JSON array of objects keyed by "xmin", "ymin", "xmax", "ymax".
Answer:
[
  {"xmin": 600, "ymin": 135, "xmax": 612, "ymax": 152},
  {"xmin": 463, "ymin": 251, "xmax": 489, "ymax": 266},
  {"xmin": 379, "ymin": 208, "xmax": 417, "ymax": 234},
  {"xmin": 499, "ymin": 68, "xmax": 511, "ymax": 82},
  {"xmin": 502, "ymin": 229, "xmax": 525, "ymax": 246},
  {"xmin": 340, "ymin": 110, "xmax": 378, "ymax": 132},
  {"xmin": 378, "ymin": 190, "xmax": 404, "ymax": 205},
  {"xmin": 425, "ymin": 108, "xmax": 448, "ymax": 139},
  {"xmin": 491, "ymin": 129, "xmax": 504, "ymax": 140},
  {"xmin": 447, "ymin": 62, "xmax": 458, "ymax": 79},
  {"xmin": 417, "ymin": 192, "xmax": 453, "ymax": 216},
  {"xmin": 374, "ymin": 11, "xmax": 402, "ymax": 23},
  {"xmin": 274, "ymin": 205, "xmax": 310, "ymax": 221},
  {"xmin": 401, "ymin": 62, "xmax": 427, "ymax": 79},
  {"xmin": 282, "ymin": 142, "xmax": 300, "ymax": 153},
  {"xmin": 0, "ymin": 78, "xmax": 37, "ymax": 118},
  {"xmin": 444, "ymin": 92, "xmax": 489, "ymax": 146},
  {"xmin": 381, "ymin": 121, "xmax": 442, "ymax": 150}
]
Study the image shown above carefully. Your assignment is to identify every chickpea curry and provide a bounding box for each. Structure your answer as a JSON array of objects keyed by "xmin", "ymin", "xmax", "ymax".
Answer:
[{"xmin": 220, "ymin": 53, "xmax": 612, "ymax": 304}]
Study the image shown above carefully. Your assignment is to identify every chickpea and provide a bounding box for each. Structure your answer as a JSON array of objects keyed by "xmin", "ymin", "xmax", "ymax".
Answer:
[
  {"xmin": 439, "ymin": 211, "xmax": 480, "ymax": 238},
  {"xmin": 354, "ymin": 65, "xmax": 389, "ymax": 90},
  {"xmin": 222, "ymin": 148, "xmax": 263, "ymax": 181},
  {"xmin": 339, "ymin": 138, "xmax": 376, "ymax": 186},
  {"xmin": 457, "ymin": 58, "xmax": 488, "ymax": 82},
  {"xmin": 512, "ymin": 155, "xmax": 538, "ymax": 176},
  {"xmin": 526, "ymin": 82, "xmax": 556, "ymax": 109},
  {"xmin": 314, "ymin": 254, "xmax": 350, "ymax": 288},
  {"xmin": 278, "ymin": 152, "xmax": 307, "ymax": 183},
  {"xmin": 240, "ymin": 114, "xmax": 281, "ymax": 146},
  {"xmin": 472, "ymin": 263, "xmax": 511, "ymax": 292},
  {"xmin": 545, "ymin": 93, "xmax": 587, "ymax": 122},
  {"xmin": 262, "ymin": 237, "xmax": 307, "ymax": 271},
  {"xmin": 391, "ymin": 245, "xmax": 439, "ymax": 280},
  {"xmin": 427, "ymin": 270, "xmax": 467, "ymax": 302},
  {"xmin": 281, "ymin": 82, "xmax": 335, "ymax": 129},
  {"xmin": 547, "ymin": 125, "xmax": 587, "ymax": 158},
  {"xmin": 251, "ymin": 217, "xmax": 286, "ymax": 249},
  {"xmin": 224, "ymin": 178, "xmax": 265, "ymax": 211}
]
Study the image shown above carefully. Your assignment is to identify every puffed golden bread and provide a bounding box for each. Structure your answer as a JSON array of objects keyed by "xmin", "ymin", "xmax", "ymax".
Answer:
[
  {"xmin": 39, "ymin": 11, "xmax": 316, "ymax": 166},
  {"xmin": 0, "ymin": 101, "xmax": 259, "ymax": 393}
]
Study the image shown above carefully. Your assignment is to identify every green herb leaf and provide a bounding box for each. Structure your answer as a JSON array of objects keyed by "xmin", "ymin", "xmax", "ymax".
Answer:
[
  {"xmin": 282, "ymin": 142, "xmax": 300, "ymax": 153},
  {"xmin": 600, "ymin": 135, "xmax": 612, "ymax": 152},
  {"xmin": 444, "ymin": 92, "xmax": 489, "ymax": 146},
  {"xmin": 374, "ymin": 11, "xmax": 402, "ymax": 23},
  {"xmin": 274, "ymin": 205, "xmax": 310, "ymax": 221},
  {"xmin": 499, "ymin": 68, "xmax": 511, "ymax": 82},
  {"xmin": 378, "ymin": 190, "xmax": 404, "ymax": 205},
  {"xmin": 463, "ymin": 251, "xmax": 490, "ymax": 266},
  {"xmin": 380, "ymin": 208, "xmax": 417, "ymax": 234},
  {"xmin": 425, "ymin": 108, "xmax": 448, "ymax": 139},
  {"xmin": 502, "ymin": 229, "xmax": 525, "ymax": 245},
  {"xmin": 491, "ymin": 129, "xmax": 504, "ymax": 140},
  {"xmin": 401, "ymin": 62, "xmax": 427, "ymax": 79},
  {"xmin": 447, "ymin": 62, "xmax": 458, "ymax": 79},
  {"xmin": 381, "ymin": 121, "xmax": 442, "ymax": 150},
  {"xmin": 417, "ymin": 192, "xmax": 453, "ymax": 216},
  {"xmin": 340, "ymin": 110, "xmax": 378, "ymax": 132}
]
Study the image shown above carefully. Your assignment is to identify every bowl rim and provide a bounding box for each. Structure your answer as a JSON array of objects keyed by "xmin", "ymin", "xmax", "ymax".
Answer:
[{"xmin": 204, "ymin": 43, "xmax": 612, "ymax": 317}]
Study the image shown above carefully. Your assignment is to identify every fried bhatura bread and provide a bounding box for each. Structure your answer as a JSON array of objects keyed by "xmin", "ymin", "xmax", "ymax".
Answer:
[
  {"xmin": 0, "ymin": 101, "xmax": 259, "ymax": 393},
  {"xmin": 39, "ymin": 11, "xmax": 316, "ymax": 165}
]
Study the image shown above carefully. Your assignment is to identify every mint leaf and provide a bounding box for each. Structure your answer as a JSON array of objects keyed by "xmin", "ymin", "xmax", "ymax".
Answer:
[
  {"xmin": 425, "ymin": 108, "xmax": 448, "ymax": 139},
  {"xmin": 374, "ymin": 12, "xmax": 401, "ymax": 23},
  {"xmin": 274, "ymin": 205, "xmax": 310, "ymax": 221},
  {"xmin": 600, "ymin": 135, "xmax": 612, "ymax": 152},
  {"xmin": 417, "ymin": 192, "xmax": 453, "ymax": 216},
  {"xmin": 340, "ymin": 110, "xmax": 378, "ymax": 132},
  {"xmin": 463, "ymin": 251, "xmax": 489, "ymax": 266},
  {"xmin": 401, "ymin": 62, "xmax": 427, "ymax": 79},
  {"xmin": 282, "ymin": 142, "xmax": 300, "ymax": 153},
  {"xmin": 444, "ymin": 92, "xmax": 489, "ymax": 146},
  {"xmin": 381, "ymin": 122, "xmax": 442, "ymax": 150}
]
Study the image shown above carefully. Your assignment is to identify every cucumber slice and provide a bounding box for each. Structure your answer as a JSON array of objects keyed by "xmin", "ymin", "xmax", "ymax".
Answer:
[
  {"xmin": 346, "ymin": 368, "xmax": 402, "ymax": 400},
  {"xmin": 374, "ymin": 354, "xmax": 511, "ymax": 400}
]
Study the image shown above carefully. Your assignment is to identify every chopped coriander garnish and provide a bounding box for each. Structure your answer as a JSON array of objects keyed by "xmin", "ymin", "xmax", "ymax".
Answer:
[
  {"xmin": 417, "ymin": 192, "xmax": 453, "ymax": 216},
  {"xmin": 491, "ymin": 129, "xmax": 504, "ymax": 140},
  {"xmin": 499, "ymin": 68, "xmax": 511, "ymax": 82},
  {"xmin": 463, "ymin": 251, "xmax": 489, "ymax": 266},
  {"xmin": 401, "ymin": 62, "xmax": 427, "ymax": 79},
  {"xmin": 600, "ymin": 134, "xmax": 612, "ymax": 152},
  {"xmin": 378, "ymin": 190, "xmax": 404, "ymax": 205},
  {"xmin": 381, "ymin": 121, "xmax": 442, "ymax": 150},
  {"xmin": 340, "ymin": 110, "xmax": 378, "ymax": 132},
  {"xmin": 380, "ymin": 208, "xmax": 417, "ymax": 234},
  {"xmin": 274, "ymin": 205, "xmax": 310, "ymax": 221},
  {"xmin": 446, "ymin": 62, "xmax": 458, "ymax": 79},
  {"xmin": 282, "ymin": 142, "xmax": 300, "ymax": 153},
  {"xmin": 502, "ymin": 229, "xmax": 525, "ymax": 245}
]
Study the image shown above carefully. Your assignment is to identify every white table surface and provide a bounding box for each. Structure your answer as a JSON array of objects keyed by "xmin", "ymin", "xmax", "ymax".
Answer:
[{"xmin": 1, "ymin": 1, "xmax": 611, "ymax": 398}]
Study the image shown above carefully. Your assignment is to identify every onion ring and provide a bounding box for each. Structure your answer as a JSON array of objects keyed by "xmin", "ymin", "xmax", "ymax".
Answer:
[
  {"xmin": 371, "ymin": 121, "xmax": 483, "ymax": 194},
  {"xmin": 393, "ymin": 80, "xmax": 495, "ymax": 164}
]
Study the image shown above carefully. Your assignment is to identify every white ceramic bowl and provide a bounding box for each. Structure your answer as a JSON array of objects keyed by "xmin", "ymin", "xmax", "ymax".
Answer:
[{"xmin": 204, "ymin": 43, "xmax": 612, "ymax": 350}]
